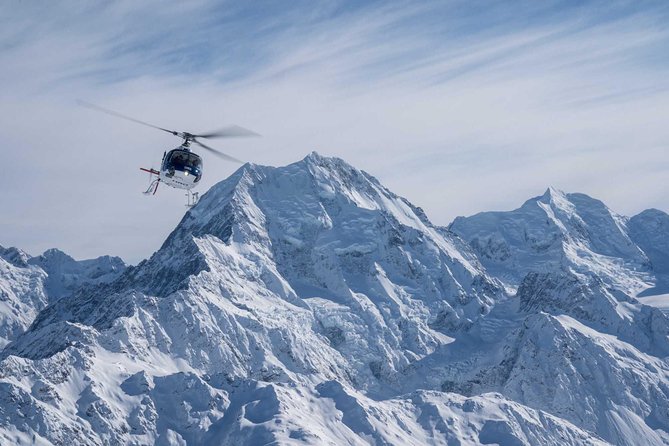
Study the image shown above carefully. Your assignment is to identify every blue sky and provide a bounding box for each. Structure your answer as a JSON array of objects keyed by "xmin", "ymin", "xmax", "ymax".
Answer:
[{"xmin": 1, "ymin": 0, "xmax": 668, "ymax": 263}]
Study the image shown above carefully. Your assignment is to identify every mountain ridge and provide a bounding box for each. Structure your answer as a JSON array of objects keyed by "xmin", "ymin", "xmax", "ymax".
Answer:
[
  {"xmin": 1, "ymin": 153, "xmax": 668, "ymax": 445},
  {"xmin": 0, "ymin": 245, "xmax": 126, "ymax": 348},
  {"xmin": 449, "ymin": 186, "xmax": 658, "ymax": 295}
]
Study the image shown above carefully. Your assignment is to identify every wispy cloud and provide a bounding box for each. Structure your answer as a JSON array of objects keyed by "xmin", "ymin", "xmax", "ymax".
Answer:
[{"xmin": 1, "ymin": 0, "xmax": 668, "ymax": 263}]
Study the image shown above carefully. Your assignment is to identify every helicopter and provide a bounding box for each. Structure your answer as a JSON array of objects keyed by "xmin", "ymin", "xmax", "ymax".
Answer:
[{"xmin": 79, "ymin": 101, "xmax": 259, "ymax": 205}]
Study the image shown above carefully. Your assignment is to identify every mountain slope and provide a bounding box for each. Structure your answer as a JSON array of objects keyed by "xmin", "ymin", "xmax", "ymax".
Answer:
[
  {"xmin": 0, "ymin": 249, "xmax": 48, "ymax": 348},
  {"xmin": 629, "ymin": 209, "xmax": 669, "ymax": 296},
  {"xmin": 11, "ymin": 153, "xmax": 502, "ymax": 383},
  {"xmin": 0, "ymin": 154, "xmax": 667, "ymax": 445},
  {"xmin": 402, "ymin": 268, "xmax": 669, "ymax": 445}
]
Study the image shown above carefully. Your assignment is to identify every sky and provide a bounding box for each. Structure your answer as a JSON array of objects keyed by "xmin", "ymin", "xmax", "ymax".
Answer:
[{"xmin": 1, "ymin": 0, "xmax": 668, "ymax": 264}]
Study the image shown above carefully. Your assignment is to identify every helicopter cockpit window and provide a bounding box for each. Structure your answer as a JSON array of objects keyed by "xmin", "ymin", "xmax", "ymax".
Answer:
[
  {"xmin": 187, "ymin": 154, "xmax": 202, "ymax": 169},
  {"xmin": 166, "ymin": 151, "xmax": 202, "ymax": 181}
]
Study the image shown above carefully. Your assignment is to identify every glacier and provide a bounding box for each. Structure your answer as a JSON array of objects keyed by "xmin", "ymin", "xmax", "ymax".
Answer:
[{"xmin": 0, "ymin": 152, "xmax": 667, "ymax": 445}]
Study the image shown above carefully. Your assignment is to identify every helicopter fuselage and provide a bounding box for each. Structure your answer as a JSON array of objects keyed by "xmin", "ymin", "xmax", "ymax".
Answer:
[{"xmin": 159, "ymin": 147, "xmax": 203, "ymax": 190}]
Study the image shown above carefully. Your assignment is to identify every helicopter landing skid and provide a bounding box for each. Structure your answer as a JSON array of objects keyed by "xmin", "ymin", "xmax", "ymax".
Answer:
[
  {"xmin": 143, "ymin": 178, "xmax": 160, "ymax": 195},
  {"xmin": 141, "ymin": 167, "xmax": 161, "ymax": 195}
]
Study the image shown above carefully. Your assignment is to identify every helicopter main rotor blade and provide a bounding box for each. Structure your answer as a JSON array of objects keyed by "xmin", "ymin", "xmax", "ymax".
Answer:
[
  {"xmin": 193, "ymin": 139, "xmax": 243, "ymax": 163},
  {"xmin": 195, "ymin": 125, "xmax": 260, "ymax": 139},
  {"xmin": 77, "ymin": 100, "xmax": 178, "ymax": 136}
]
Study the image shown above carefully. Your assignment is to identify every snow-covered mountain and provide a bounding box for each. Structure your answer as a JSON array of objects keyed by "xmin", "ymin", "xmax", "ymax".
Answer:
[
  {"xmin": 448, "ymin": 188, "xmax": 655, "ymax": 295},
  {"xmin": 0, "ymin": 246, "xmax": 125, "ymax": 348},
  {"xmin": 444, "ymin": 188, "xmax": 669, "ymax": 445},
  {"xmin": 27, "ymin": 249, "xmax": 126, "ymax": 301},
  {"xmin": 0, "ymin": 247, "xmax": 47, "ymax": 349},
  {"xmin": 0, "ymin": 153, "xmax": 667, "ymax": 445}
]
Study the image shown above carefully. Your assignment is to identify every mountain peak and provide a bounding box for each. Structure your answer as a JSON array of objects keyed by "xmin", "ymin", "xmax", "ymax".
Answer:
[
  {"xmin": 302, "ymin": 150, "xmax": 346, "ymax": 166},
  {"xmin": 633, "ymin": 208, "xmax": 669, "ymax": 220},
  {"xmin": 535, "ymin": 186, "xmax": 573, "ymax": 212},
  {"xmin": 191, "ymin": 151, "xmax": 422, "ymax": 239},
  {"xmin": 297, "ymin": 151, "xmax": 362, "ymax": 182},
  {"xmin": 0, "ymin": 245, "xmax": 31, "ymax": 267},
  {"xmin": 304, "ymin": 150, "xmax": 325, "ymax": 162},
  {"xmin": 450, "ymin": 187, "xmax": 650, "ymax": 294},
  {"xmin": 542, "ymin": 186, "xmax": 565, "ymax": 199},
  {"xmin": 38, "ymin": 247, "xmax": 75, "ymax": 263}
]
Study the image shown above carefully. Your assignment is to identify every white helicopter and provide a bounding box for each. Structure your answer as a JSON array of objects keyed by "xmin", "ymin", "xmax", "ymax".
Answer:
[{"xmin": 79, "ymin": 101, "xmax": 259, "ymax": 206}]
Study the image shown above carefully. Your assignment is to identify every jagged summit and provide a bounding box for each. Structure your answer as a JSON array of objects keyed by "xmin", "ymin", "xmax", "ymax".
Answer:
[
  {"xmin": 0, "ymin": 245, "xmax": 31, "ymax": 268},
  {"xmin": 529, "ymin": 187, "xmax": 622, "ymax": 224},
  {"xmin": 450, "ymin": 188, "xmax": 652, "ymax": 294},
  {"xmin": 192, "ymin": 151, "xmax": 429, "ymax": 231},
  {"xmin": 37, "ymin": 247, "xmax": 76, "ymax": 262},
  {"xmin": 539, "ymin": 185, "xmax": 568, "ymax": 202}
]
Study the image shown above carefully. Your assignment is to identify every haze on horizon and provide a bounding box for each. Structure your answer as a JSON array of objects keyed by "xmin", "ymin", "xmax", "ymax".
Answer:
[{"xmin": 1, "ymin": 0, "xmax": 668, "ymax": 264}]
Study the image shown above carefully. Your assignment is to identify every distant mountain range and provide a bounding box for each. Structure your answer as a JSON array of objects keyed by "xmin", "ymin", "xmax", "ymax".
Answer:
[{"xmin": 1, "ymin": 153, "xmax": 667, "ymax": 445}]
